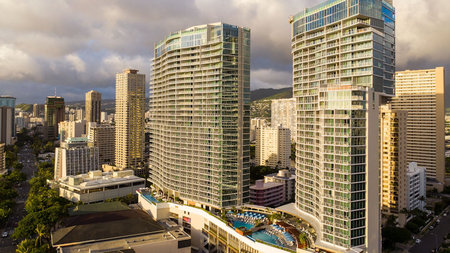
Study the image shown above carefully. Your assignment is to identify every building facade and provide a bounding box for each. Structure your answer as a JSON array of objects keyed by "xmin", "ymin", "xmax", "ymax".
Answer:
[
  {"xmin": 271, "ymin": 98, "xmax": 296, "ymax": 142},
  {"xmin": 255, "ymin": 125, "xmax": 291, "ymax": 168},
  {"xmin": 0, "ymin": 143, "xmax": 5, "ymax": 174},
  {"xmin": 264, "ymin": 169, "xmax": 296, "ymax": 203},
  {"xmin": 0, "ymin": 96, "xmax": 16, "ymax": 145},
  {"xmin": 250, "ymin": 118, "xmax": 267, "ymax": 142},
  {"xmin": 85, "ymin": 90, "xmax": 102, "ymax": 133},
  {"xmin": 290, "ymin": 0, "xmax": 395, "ymax": 251},
  {"xmin": 380, "ymin": 105, "xmax": 407, "ymax": 215},
  {"xmin": 115, "ymin": 69, "xmax": 145, "ymax": 172},
  {"xmin": 88, "ymin": 123, "xmax": 115, "ymax": 165},
  {"xmin": 149, "ymin": 23, "xmax": 251, "ymax": 210},
  {"xmin": 392, "ymin": 67, "xmax": 446, "ymax": 183},
  {"xmin": 45, "ymin": 96, "xmax": 65, "ymax": 140},
  {"xmin": 250, "ymin": 180, "xmax": 285, "ymax": 207},
  {"xmin": 406, "ymin": 162, "xmax": 426, "ymax": 211},
  {"xmin": 59, "ymin": 120, "xmax": 86, "ymax": 142},
  {"xmin": 54, "ymin": 137, "xmax": 99, "ymax": 179}
]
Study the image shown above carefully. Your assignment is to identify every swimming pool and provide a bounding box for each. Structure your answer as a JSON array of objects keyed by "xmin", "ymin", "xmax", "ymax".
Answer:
[
  {"xmin": 233, "ymin": 220, "xmax": 254, "ymax": 230},
  {"xmin": 251, "ymin": 230, "xmax": 283, "ymax": 247},
  {"xmin": 142, "ymin": 193, "xmax": 159, "ymax": 203}
]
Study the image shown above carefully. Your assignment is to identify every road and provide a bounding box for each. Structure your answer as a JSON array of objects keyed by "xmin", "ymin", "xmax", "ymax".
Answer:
[
  {"xmin": 410, "ymin": 207, "xmax": 450, "ymax": 253},
  {"xmin": 0, "ymin": 144, "xmax": 38, "ymax": 253}
]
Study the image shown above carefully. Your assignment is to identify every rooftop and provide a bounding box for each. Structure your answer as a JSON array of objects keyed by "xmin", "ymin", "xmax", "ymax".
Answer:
[
  {"xmin": 58, "ymin": 170, "xmax": 145, "ymax": 190},
  {"xmin": 250, "ymin": 180, "xmax": 284, "ymax": 190}
]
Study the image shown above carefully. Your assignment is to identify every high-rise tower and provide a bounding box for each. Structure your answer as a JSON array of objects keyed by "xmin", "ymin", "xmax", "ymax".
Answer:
[
  {"xmin": 392, "ymin": 67, "xmax": 446, "ymax": 184},
  {"xmin": 150, "ymin": 23, "xmax": 250, "ymax": 210},
  {"xmin": 85, "ymin": 90, "xmax": 102, "ymax": 132},
  {"xmin": 0, "ymin": 96, "xmax": 16, "ymax": 145},
  {"xmin": 290, "ymin": 0, "xmax": 395, "ymax": 251},
  {"xmin": 45, "ymin": 96, "xmax": 65, "ymax": 140},
  {"xmin": 115, "ymin": 69, "xmax": 145, "ymax": 173}
]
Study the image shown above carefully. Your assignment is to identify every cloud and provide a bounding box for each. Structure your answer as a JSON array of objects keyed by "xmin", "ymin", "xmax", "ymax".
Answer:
[{"xmin": 0, "ymin": 0, "xmax": 448, "ymax": 105}]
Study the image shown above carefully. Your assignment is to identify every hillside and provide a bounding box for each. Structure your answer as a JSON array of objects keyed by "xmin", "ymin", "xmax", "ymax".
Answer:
[
  {"xmin": 250, "ymin": 87, "xmax": 292, "ymax": 120},
  {"xmin": 16, "ymin": 104, "xmax": 32, "ymax": 112},
  {"xmin": 250, "ymin": 87, "xmax": 292, "ymax": 101}
]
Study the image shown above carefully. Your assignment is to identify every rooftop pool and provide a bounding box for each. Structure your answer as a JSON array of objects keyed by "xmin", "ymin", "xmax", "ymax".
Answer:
[
  {"xmin": 250, "ymin": 230, "xmax": 284, "ymax": 247},
  {"xmin": 233, "ymin": 220, "xmax": 254, "ymax": 230},
  {"xmin": 142, "ymin": 193, "xmax": 159, "ymax": 203}
]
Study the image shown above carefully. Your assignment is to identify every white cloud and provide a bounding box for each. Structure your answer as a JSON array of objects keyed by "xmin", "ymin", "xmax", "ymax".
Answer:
[
  {"xmin": 0, "ymin": 44, "xmax": 41, "ymax": 81},
  {"xmin": 65, "ymin": 54, "xmax": 86, "ymax": 73}
]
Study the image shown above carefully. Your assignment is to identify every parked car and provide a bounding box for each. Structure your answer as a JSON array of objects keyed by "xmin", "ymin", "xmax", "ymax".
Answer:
[
  {"xmin": 2, "ymin": 231, "xmax": 8, "ymax": 238},
  {"xmin": 415, "ymin": 239, "xmax": 421, "ymax": 244}
]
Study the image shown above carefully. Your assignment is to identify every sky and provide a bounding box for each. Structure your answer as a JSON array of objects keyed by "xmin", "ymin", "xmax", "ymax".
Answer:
[{"xmin": 0, "ymin": 0, "xmax": 449, "ymax": 105}]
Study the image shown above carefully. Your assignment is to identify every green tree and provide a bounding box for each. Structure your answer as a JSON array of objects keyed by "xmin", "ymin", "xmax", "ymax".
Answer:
[
  {"xmin": 16, "ymin": 238, "xmax": 48, "ymax": 253},
  {"xmin": 298, "ymin": 233, "xmax": 309, "ymax": 249}
]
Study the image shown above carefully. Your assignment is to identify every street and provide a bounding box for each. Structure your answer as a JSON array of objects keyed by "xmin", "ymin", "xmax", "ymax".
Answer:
[
  {"xmin": 410, "ymin": 207, "xmax": 450, "ymax": 253},
  {"xmin": 0, "ymin": 144, "xmax": 38, "ymax": 253}
]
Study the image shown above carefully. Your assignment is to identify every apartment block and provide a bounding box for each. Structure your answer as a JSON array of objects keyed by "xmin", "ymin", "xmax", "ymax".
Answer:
[
  {"xmin": 59, "ymin": 120, "xmax": 86, "ymax": 142},
  {"xmin": 150, "ymin": 23, "xmax": 250, "ymax": 210},
  {"xmin": 0, "ymin": 143, "xmax": 5, "ymax": 175},
  {"xmin": 271, "ymin": 98, "xmax": 296, "ymax": 142},
  {"xmin": 250, "ymin": 118, "xmax": 267, "ymax": 142},
  {"xmin": 45, "ymin": 96, "xmax": 65, "ymax": 140},
  {"xmin": 85, "ymin": 90, "xmax": 102, "ymax": 133},
  {"xmin": 264, "ymin": 169, "xmax": 296, "ymax": 203},
  {"xmin": 54, "ymin": 137, "xmax": 99, "ymax": 180},
  {"xmin": 406, "ymin": 162, "xmax": 426, "ymax": 211},
  {"xmin": 290, "ymin": 0, "xmax": 395, "ymax": 251},
  {"xmin": 0, "ymin": 96, "xmax": 16, "ymax": 145},
  {"xmin": 255, "ymin": 125, "xmax": 291, "ymax": 168},
  {"xmin": 392, "ymin": 67, "xmax": 446, "ymax": 183},
  {"xmin": 115, "ymin": 69, "xmax": 145, "ymax": 172},
  {"xmin": 380, "ymin": 104, "xmax": 407, "ymax": 215},
  {"xmin": 88, "ymin": 122, "xmax": 115, "ymax": 165},
  {"xmin": 250, "ymin": 179, "xmax": 285, "ymax": 207}
]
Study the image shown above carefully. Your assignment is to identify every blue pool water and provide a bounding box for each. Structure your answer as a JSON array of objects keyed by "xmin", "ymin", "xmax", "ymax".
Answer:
[
  {"xmin": 233, "ymin": 220, "xmax": 254, "ymax": 230},
  {"xmin": 142, "ymin": 193, "xmax": 159, "ymax": 203},
  {"xmin": 250, "ymin": 230, "xmax": 283, "ymax": 246}
]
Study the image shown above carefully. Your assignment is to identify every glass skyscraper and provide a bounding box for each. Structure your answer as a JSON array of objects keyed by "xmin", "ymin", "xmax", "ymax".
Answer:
[
  {"xmin": 150, "ymin": 23, "xmax": 250, "ymax": 210},
  {"xmin": 290, "ymin": 0, "xmax": 395, "ymax": 251}
]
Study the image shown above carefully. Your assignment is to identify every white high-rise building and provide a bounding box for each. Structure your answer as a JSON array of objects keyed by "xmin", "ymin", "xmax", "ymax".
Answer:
[
  {"xmin": 54, "ymin": 137, "xmax": 99, "ymax": 180},
  {"xmin": 271, "ymin": 98, "xmax": 296, "ymax": 142},
  {"xmin": 255, "ymin": 125, "xmax": 291, "ymax": 169},
  {"xmin": 150, "ymin": 23, "xmax": 250, "ymax": 210},
  {"xmin": 289, "ymin": 0, "xmax": 395, "ymax": 251},
  {"xmin": 406, "ymin": 162, "xmax": 426, "ymax": 211},
  {"xmin": 59, "ymin": 120, "xmax": 86, "ymax": 142},
  {"xmin": 250, "ymin": 118, "xmax": 267, "ymax": 142}
]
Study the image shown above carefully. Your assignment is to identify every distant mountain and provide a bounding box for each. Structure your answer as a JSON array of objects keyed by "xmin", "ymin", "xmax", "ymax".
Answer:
[
  {"xmin": 250, "ymin": 87, "xmax": 293, "ymax": 120},
  {"xmin": 250, "ymin": 87, "xmax": 292, "ymax": 101}
]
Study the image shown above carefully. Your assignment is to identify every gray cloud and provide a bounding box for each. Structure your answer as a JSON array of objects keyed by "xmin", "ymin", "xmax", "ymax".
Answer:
[{"xmin": 0, "ymin": 0, "xmax": 449, "ymax": 105}]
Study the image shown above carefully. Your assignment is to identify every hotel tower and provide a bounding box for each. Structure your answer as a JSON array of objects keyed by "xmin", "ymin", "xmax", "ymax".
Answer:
[
  {"xmin": 290, "ymin": 0, "xmax": 395, "ymax": 251},
  {"xmin": 150, "ymin": 23, "xmax": 251, "ymax": 210},
  {"xmin": 115, "ymin": 69, "xmax": 145, "ymax": 172}
]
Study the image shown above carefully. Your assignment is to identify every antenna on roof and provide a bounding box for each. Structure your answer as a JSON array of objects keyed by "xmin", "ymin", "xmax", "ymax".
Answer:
[{"xmin": 54, "ymin": 88, "xmax": 56, "ymax": 97}]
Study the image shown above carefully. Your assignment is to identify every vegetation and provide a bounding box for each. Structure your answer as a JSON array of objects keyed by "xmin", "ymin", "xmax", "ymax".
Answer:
[
  {"xmin": 13, "ymin": 159, "xmax": 72, "ymax": 252},
  {"xmin": 382, "ymin": 226, "xmax": 411, "ymax": 250},
  {"xmin": 298, "ymin": 233, "xmax": 309, "ymax": 249},
  {"xmin": 250, "ymin": 166, "xmax": 278, "ymax": 183},
  {"xmin": 250, "ymin": 87, "xmax": 292, "ymax": 120},
  {"xmin": 16, "ymin": 104, "xmax": 33, "ymax": 113}
]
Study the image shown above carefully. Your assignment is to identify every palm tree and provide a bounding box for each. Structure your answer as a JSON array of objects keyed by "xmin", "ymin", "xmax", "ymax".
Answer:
[
  {"xmin": 35, "ymin": 224, "xmax": 46, "ymax": 248},
  {"xmin": 298, "ymin": 233, "xmax": 309, "ymax": 249},
  {"xmin": 16, "ymin": 239, "xmax": 34, "ymax": 253}
]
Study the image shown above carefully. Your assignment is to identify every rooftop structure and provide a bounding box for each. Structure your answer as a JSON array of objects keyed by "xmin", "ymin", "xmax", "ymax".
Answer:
[
  {"xmin": 57, "ymin": 170, "xmax": 145, "ymax": 203},
  {"xmin": 51, "ymin": 208, "xmax": 190, "ymax": 253}
]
